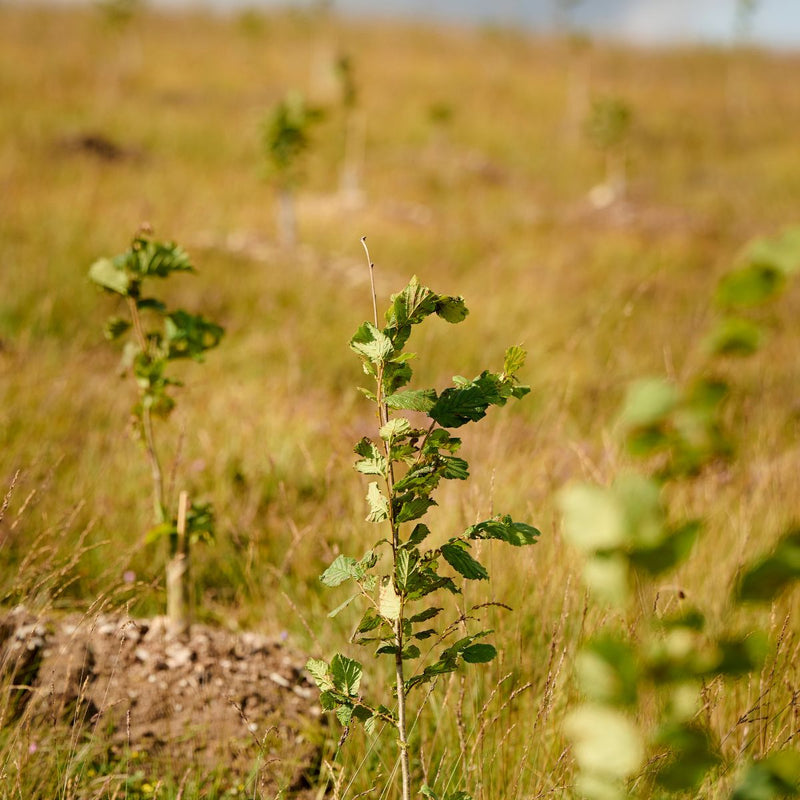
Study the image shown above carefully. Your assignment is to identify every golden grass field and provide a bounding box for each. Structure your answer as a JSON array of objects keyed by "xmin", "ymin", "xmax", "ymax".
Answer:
[{"xmin": 1, "ymin": 4, "xmax": 799, "ymax": 798}]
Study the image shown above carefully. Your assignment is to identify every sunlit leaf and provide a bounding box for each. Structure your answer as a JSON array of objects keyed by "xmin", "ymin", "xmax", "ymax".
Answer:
[{"xmin": 330, "ymin": 653, "xmax": 362, "ymax": 697}]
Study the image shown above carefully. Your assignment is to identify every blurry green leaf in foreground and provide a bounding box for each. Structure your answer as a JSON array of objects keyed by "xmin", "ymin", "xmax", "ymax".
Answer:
[
  {"xmin": 89, "ymin": 257, "xmax": 132, "ymax": 295},
  {"xmin": 716, "ymin": 262, "xmax": 785, "ymax": 309},
  {"xmin": 732, "ymin": 749, "xmax": 800, "ymax": 800},
  {"xmin": 576, "ymin": 634, "xmax": 639, "ymax": 706},
  {"xmin": 565, "ymin": 705, "xmax": 643, "ymax": 781},
  {"xmin": 735, "ymin": 528, "xmax": 800, "ymax": 602},
  {"xmin": 705, "ymin": 316, "xmax": 764, "ymax": 357},
  {"xmin": 653, "ymin": 722, "xmax": 721, "ymax": 791},
  {"xmin": 619, "ymin": 378, "xmax": 679, "ymax": 428},
  {"xmin": 741, "ymin": 226, "xmax": 800, "ymax": 277}
]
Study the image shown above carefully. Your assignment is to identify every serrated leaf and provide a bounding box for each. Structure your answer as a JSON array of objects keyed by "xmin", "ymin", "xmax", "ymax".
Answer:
[
  {"xmin": 395, "ymin": 548, "xmax": 419, "ymax": 593},
  {"xmin": 350, "ymin": 321, "xmax": 394, "ymax": 364},
  {"xmin": 320, "ymin": 555, "xmax": 359, "ymax": 587},
  {"xmin": 404, "ymin": 523, "xmax": 432, "ymax": 549},
  {"xmin": 387, "ymin": 277, "xmax": 439, "ymax": 328},
  {"xmin": 305, "ymin": 658, "xmax": 333, "ymax": 691},
  {"xmin": 396, "ymin": 496, "xmax": 435, "ymax": 523},
  {"xmin": 441, "ymin": 456, "xmax": 469, "ymax": 480},
  {"xmin": 366, "ymin": 482, "xmax": 390, "ymax": 523},
  {"xmin": 356, "ymin": 608, "xmax": 382, "ymax": 634},
  {"xmin": 465, "ymin": 515, "xmax": 541, "ymax": 546},
  {"xmin": 336, "ymin": 704, "xmax": 354, "ymax": 725},
  {"xmin": 330, "ymin": 653, "xmax": 362, "ymax": 696},
  {"xmin": 385, "ymin": 388, "xmax": 437, "ymax": 412},
  {"xmin": 441, "ymin": 542, "xmax": 489, "ymax": 580},
  {"xmin": 379, "ymin": 417, "xmax": 412, "ymax": 441},
  {"xmin": 354, "ymin": 438, "xmax": 387, "ymax": 477},
  {"xmin": 430, "ymin": 383, "xmax": 493, "ymax": 428},
  {"xmin": 502, "ymin": 345, "xmax": 527, "ymax": 377}
]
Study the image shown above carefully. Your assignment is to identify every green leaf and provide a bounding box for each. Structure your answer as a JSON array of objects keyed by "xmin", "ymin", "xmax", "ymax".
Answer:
[
  {"xmin": 430, "ymin": 383, "xmax": 493, "ymax": 428},
  {"xmin": 618, "ymin": 378, "xmax": 678, "ymax": 428},
  {"xmin": 736, "ymin": 528, "xmax": 800, "ymax": 602},
  {"xmin": 350, "ymin": 321, "xmax": 394, "ymax": 364},
  {"xmin": 135, "ymin": 297, "xmax": 167, "ymax": 313},
  {"xmin": 742, "ymin": 227, "xmax": 800, "ymax": 276},
  {"xmin": 103, "ymin": 317, "xmax": 131, "ymax": 340},
  {"xmin": 89, "ymin": 257, "xmax": 132, "ymax": 295},
  {"xmin": 330, "ymin": 653, "xmax": 362, "ymax": 697},
  {"xmin": 441, "ymin": 541, "xmax": 489, "ymax": 580},
  {"xmin": 653, "ymin": 722, "xmax": 721, "ymax": 791},
  {"xmin": 356, "ymin": 608, "xmax": 382, "ymax": 635},
  {"xmin": 441, "ymin": 456, "xmax": 469, "ymax": 480},
  {"xmin": 705, "ymin": 317, "xmax": 764, "ymax": 357},
  {"xmin": 328, "ymin": 594, "xmax": 360, "ymax": 618},
  {"xmin": 558, "ymin": 484, "xmax": 626, "ymax": 552},
  {"xmin": 366, "ymin": 482, "xmax": 390, "ymax": 523},
  {"xmin": 732, "ymin": 749, "xmax": 800, "ymax": 800},
  {"xmin": 379, "ymin": 417, "xmax": 412, "ymax": 441},
  {"xmin": 395, "ymin": 548, "xmax": 419, "ymax": 593},
  {"xmin": 404, "ymin": 523, "xmax": 432, "ymax": 549},
  {"xmin": 465, "ymin": 515, "xmax": 541, "ymax": 546},
  {"xmin": 409, "ymin": 607, "xmax": 442, "ymax": 624},
  {"xmin": 396, "ymin": 496, "xmax": 435, "ymax": 523},
  {"xmin": 502, "ymin": 345, "xmax": 527, "ymax": 377},
  {"xmin": 354, "ymin": 438, "xmax": 387, "ymax": 476},
  {"xmin": 144, "ymin": 521, "xmax": 174, "ymax": 545},
  {"xmin": 386, "ymin": 277, "xmax": 439, "ymax": 328},
  {"xmin": 305, "ymin": 658, "xmax": 333, "ymax": 692},
  {"xmin": 320, "ymin": 555, "xmax": 359, "ymax": 587},
  {"xmin": 629, "ymin": 520, "xmax": 700, "ymax": 575},
  {"xmin": 336, "ymin": 704, "xmax": 354, "ymax": 725},
  {"xmin": 576, "ymin": 634, "xmax": 639, "ymax": 706},
  {"xmin": 165, "ymin": 311, "xmax": 224, "ymax": 361},
  {"xmin": 716, "ymin": 262, "xmax": 785, "ymax": 309},
  {"xmin": 133, "ymin": 237, "xmax": 194, "ymax": 277},
  {"xmin": 434, "ymin": 294, "xmax": 469, "ymax": 323},
  {"xmin": 461, "ymin": 643, "xmax": 496, "ymax": 663},
  {"xmin": 565, "ymin": 705, "xmax": 643, "ymax": 780},
  {"xmin": 385, "ymin": 389, "xmax": 437, "ymax": 412}
]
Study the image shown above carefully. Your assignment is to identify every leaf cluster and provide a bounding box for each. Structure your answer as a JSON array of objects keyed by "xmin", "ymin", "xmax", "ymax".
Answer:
[
  {"xmin": 261, "ymin": 90, "xmax": 324, "ymax": 187},
  {"xmin": 89, "ymin": 233, "xmax": 224, "ymax": 424}
]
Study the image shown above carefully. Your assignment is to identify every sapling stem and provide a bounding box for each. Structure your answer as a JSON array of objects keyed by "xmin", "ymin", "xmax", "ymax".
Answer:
[
  {"xmin": 127, "ymin": 295, "xmax": 166, "ymax": 524},
  {"xmin": 361, "ymin": 236, "xmax": 411, "ymax": 800}
]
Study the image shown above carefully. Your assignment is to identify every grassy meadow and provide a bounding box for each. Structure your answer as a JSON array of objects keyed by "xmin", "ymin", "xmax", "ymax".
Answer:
[{"xmin": 1, "ymin": 3, "xmax": 799, "ymax": 798}]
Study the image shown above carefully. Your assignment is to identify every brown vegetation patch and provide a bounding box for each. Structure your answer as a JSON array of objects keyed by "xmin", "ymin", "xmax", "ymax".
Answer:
[{"xmin": 0, "ymin": 607, "xmax": 325, "ymax": 797}]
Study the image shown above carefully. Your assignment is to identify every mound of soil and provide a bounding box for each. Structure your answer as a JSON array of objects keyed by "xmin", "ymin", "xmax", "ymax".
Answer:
[{"xmin": 1, "ymin": 607, "xmax": 326, "ymax": 797}]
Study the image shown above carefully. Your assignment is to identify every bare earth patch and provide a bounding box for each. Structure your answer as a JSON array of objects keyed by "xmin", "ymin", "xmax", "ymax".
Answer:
[{"xmin": 1, "ymin": 607, "xmax": 326, "ymax": 797}]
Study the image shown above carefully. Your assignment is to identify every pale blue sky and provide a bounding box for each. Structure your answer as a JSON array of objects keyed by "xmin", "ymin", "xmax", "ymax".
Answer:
[{"xmin": 118, "ymin": 0, "xmax": 800, "ymax": 48}]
